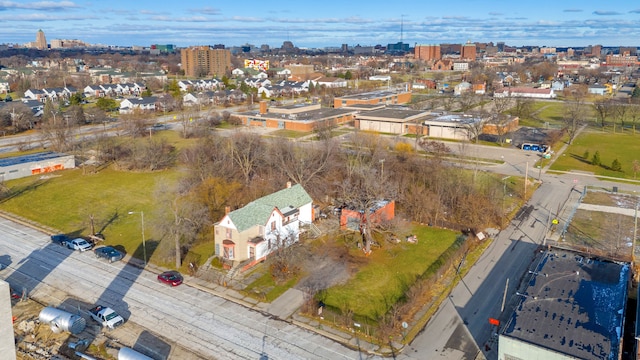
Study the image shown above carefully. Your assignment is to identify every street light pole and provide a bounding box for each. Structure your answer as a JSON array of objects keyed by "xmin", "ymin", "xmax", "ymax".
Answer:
[{"xmin": 129, "ymin": 211, "xmax": 147, "ymax": 266}]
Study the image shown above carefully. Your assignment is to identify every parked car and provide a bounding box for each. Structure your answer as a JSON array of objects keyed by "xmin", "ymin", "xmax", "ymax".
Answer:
[
  {"xmin": 94, "ymin": 246, "xmax": 124, "ymax": 263},
  {"xmin": 157, "ymin": 271, "xmax": 183, "ymax": 287},
  {"xmin": 66, "ymin": 238, "xmax": 93, "ymax": 252},
  {"xmin": 50, "ymin": 234, "xmax": 71, "ymax": 246}
]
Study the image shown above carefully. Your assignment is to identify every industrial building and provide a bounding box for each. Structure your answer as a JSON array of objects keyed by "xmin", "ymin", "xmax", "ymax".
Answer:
[
  {"xmin": 0, "ymin": 152, "xmax": 75, "ymax": 181},
  {"xmin": 234, "ymin": 102, "xmax": 356, "ymax": 132},
  {"xmin": 333, "ymin": 89, "xmax": 412, "ymax": 108},
  {"xmin": 499, "ymin": 249, "xmax": 629, "ymax": 360}
]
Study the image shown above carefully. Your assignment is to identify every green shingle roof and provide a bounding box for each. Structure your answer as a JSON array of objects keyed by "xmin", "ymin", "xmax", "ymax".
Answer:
[{"xmin": 228, "ymin": 184, "xmax": 311, "ymax": 232}]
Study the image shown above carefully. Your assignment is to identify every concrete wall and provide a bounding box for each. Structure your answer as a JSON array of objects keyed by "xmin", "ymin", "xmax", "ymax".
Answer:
[
  {"xmin": 499, "ymin": 335, "xmax": 571, "ymax": 360},
  {"xmin": 0, "ymin": 281, "xmax": 17, "ymax": 360},
  {"xmin": 0, "ymin": 154, "xmax": 75, "ymax": 181}
]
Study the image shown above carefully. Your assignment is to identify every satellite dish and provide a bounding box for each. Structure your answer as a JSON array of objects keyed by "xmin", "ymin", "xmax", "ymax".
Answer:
[{"xmin": 402, "ymin": 322, "xmax": 408, "ymax": 329}]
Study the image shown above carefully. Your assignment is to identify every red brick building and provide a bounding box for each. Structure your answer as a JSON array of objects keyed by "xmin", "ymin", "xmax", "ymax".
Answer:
[
  {"xmin": 415, "ymin": 44, "xmax": 441, "ymax": 61},
  {"xmin": 461, "ymin": 41, "xmax": 477, "ymax": 61},
  {"xmin": 339, "ymin": 200, "xmax": 395, "ymax": 231}
]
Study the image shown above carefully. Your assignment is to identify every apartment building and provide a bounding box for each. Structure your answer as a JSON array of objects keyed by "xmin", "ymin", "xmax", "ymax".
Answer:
[
  {"xmin": 414, "ymin": 44, "xmax": 441, "ymax": 61},
  {"xmin": 181, "ymin": 46, "xmax": 232, "ymax": 78}
]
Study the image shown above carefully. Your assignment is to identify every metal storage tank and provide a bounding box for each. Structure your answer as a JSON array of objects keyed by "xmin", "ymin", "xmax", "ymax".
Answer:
[
  {"xmin": 118, "ymin": 347, "xmax": 154, "ymax": 360},
  {"xmin": 38, "ymin": 306, "xmax": 86, "ymax": 334}
]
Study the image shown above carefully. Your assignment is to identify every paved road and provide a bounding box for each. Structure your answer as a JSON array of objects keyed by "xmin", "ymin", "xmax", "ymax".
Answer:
[{"xmin": 0, "ymin": 220, "xmax": 378, "ymax": 360}]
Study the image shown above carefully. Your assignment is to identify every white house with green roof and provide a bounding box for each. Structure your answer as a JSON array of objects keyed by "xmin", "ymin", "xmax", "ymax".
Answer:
[{"xmin": 214, "ymin": 183, "xmax": 313, "ymax": 270}]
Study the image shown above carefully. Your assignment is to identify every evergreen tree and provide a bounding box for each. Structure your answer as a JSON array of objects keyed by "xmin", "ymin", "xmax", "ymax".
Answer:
[
  {"xmin": 591, "ymin": 151, "xmax": 601, "ymax": 166},
  {"xmin": 611, "ymin": 158, "xmax": 622, "ymax": 172}
]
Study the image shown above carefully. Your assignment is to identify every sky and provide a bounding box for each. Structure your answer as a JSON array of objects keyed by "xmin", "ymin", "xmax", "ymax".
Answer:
[{"xmin": 3, "ymin": 0, "xmax": 640, "ymax": 49}]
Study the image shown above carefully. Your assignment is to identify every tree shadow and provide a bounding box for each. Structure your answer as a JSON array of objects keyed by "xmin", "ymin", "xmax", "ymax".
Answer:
[
  {"xmin": 0, "ymin": 178, "xmax": 50, "ymax": 204},
  {"xmin": 96, "ymin": 210, "xmax": 120, "ymax": 235},
  {"xmin": 568, "ymin": 153, "xmax": 592, "ymax": 165}
]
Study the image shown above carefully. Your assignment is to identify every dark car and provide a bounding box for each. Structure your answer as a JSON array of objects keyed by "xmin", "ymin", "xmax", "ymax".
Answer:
[
  {"xmin": 157, "ymin": 271, "xmax": 183, "ymax": 287},
  {"xmin": 94, "ymin": 246, "xmax": 124, "ymax": 263},
  {"xmin": 50, "ymin": 234, "xmax": 71, "ymax": 246}
]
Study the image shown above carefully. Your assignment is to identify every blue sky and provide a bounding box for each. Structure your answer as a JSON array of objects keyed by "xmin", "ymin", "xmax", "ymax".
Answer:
[{"xmin": 3, "ymin": 0, "xmax": 640, "ymax": 48}]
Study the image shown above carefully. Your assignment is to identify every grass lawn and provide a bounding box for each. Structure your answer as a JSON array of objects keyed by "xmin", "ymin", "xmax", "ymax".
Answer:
[
  {"xmin": 322, "ymin": 225, "xmax": 459, "ymax": 322},
  {"xmin": 549, "ymin": 131, "xmax": 640, "ymax": 179},
  {"xmin": 0, "ymin": 165, "xmax": 183, "ymax": 261},
  {"xmin": 243, "ymin": 271, "xmax": 299, "ymax": 302},
  {"xmin": 517, "ymin": 101, "xmax": 570, "ymax": 128},
  {"xmin": 268, "ymin": 129, "xmax": 311, "ymax": 138}
]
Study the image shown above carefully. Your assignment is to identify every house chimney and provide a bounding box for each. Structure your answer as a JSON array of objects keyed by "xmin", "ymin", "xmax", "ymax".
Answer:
[
  {"xmin": 225, "ymin": 206, "xmax": 231, "ymax": 215},
  {"xmin": 259, "ymin": 100, "xmax": 267, "ymax": 114},
  {"xmin": 286, "ymin": 181, "xmax": 292, "ymax": 189}
]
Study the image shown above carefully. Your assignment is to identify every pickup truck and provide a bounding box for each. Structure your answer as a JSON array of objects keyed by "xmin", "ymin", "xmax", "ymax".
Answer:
[
  {"xmin": 87, "ymin": 305, "xmax": 124, "ymax": 329},
  {"xmin": 66, "ymin": 238, "xmax": 93, "ymax": 252}
]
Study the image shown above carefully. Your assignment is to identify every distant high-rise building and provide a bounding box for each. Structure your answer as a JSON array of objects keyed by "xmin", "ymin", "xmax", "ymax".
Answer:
[
  {"xmin": 180, "ymin": 46, "xmax": 232, "ymax": 78},
  {"xmin": 591, "ymin": 44, "xmax": 602, "ymax": 57},
  {"xmin": 620, "ymin": 46, "xmax": 637, "ymax": 56},
  {"xmin": 386, "ymin": 42, "xmax": 409, "ymax": 54},
  {"xmin": 497, "ymin": 42, "xmax": 505, "ymax": 52},
  {"xmin": 150, "ymin": 44, "xmax": 175, "ymax": 53},
  {"xmin": 35, "ymin": 29, "xmax": 47, "ymax": 50},
  {"xmin": 461, "ymin": 41, "xmax": 476, "ymax": 61},
  {"xmin": 414, "ymin": 44, "xmax": 441, "ymax": 61}
]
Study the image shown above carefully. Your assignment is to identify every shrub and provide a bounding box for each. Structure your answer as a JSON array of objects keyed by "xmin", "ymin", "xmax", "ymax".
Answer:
[{"xmin": 583, "ymin": 150, "xmax": 589, "ymax": 160}]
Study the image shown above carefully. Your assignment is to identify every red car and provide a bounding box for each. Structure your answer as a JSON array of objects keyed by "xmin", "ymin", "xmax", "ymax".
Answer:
[{"xmin": 157, "ymin": 271, "xmax": 183, "ymax": 286}]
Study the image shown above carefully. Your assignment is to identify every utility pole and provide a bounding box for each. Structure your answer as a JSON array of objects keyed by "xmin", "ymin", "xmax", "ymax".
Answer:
[{"xmin": 524, "ymin": 161, "xmax": 529, "ymax": 197}]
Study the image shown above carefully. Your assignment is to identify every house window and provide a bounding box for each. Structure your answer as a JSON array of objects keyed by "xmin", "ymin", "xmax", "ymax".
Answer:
[
  {"xmin": 226, "ymin": 228, "xmax": 232, "ymax": 239},
  {"xmin": 223, "ymin": 247, "xmax": 234, "ymax": 259},
  {"xmin": 268, "ymin": 239, "xmax": 271, "ymax": 250},
  {"xmin": 271, "ymin": 221, "xmax": 276, "ymax": 231}
]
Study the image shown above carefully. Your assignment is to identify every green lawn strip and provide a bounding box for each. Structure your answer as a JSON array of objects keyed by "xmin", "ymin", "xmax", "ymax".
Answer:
[
  {"xmin": 403, "ymin": 237, "xmax": 493, "ymax": 343},
  {"xmin": 549, "ymin": 131, "xmax": 640, "ymax": 179},
  {"xmin": 268, "ymin": 129, "xmax": 311, "ymax": 138},
  {"xmin": 1, "ymin": 166, "xmax": 182, "ymax": 259},
  {"xmin": 322, "ymin": 226, "xmax": 459, "ymax": 322}
]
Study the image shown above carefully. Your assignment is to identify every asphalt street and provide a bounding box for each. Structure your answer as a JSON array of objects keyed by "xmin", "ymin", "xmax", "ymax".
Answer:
[{"xmin": 0, "ymin": 221, "xmax": 378, "ymax": 360}]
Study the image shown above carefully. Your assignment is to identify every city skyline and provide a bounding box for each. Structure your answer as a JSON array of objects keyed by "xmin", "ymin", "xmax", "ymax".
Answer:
[{"xmin": 3, "ymin": 0, "xmax": 640, "ymax": 48}]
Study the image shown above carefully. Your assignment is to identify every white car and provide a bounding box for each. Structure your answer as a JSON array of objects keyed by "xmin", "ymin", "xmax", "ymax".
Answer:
[{"xmin": 66, "ymin": 238, "xmax": 93, "ymax": 252}]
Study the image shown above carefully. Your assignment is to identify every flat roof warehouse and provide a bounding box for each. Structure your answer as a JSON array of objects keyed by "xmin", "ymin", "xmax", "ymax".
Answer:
[{"xmin": 499, "ymin": 248, "xmax": 629, "ymax": 360}]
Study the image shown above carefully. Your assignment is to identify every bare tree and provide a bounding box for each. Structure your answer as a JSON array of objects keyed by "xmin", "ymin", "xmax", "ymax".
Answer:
[
  {"xmin": 563, "ymin": 85, "xmax": 589, "ymax": 144},
  {"xmin": 0, "ymin": 103, "xmax": 34, "ymax": 133},
  {"xmin": 511, "ymin": 97, "xmax": 534, "ymax": 119},
  {"xmin": 592, "ymin": 98, "xmax": 613, "ymax": 128},
  {"xmin": 611, "ymin": 100, "xmax": 628, "ymax": 133},
  {"xmin": 154, "ymin": 180, "xmax": 209, "ymax": 269},
  {"xmin": 269, "ymin": 139, "xmax": 335, "ymax": 188},
  {"xmin": 40, "ymin": 100, "xmax": 75, "ymax": 152},
  {"xmin": 627, "ymin": 101, "xmax": 640, "ymax": 134},
  {"xmin": 227, "ymin": 131, "xmax": 265, "ymax": 184},
  {"xmin": 457, "ymin": 92, "xmax": 478, "ymax": 112},
  {"xmin": 491, "ymin": 95, "xmax": 512, "ymax": 114}
]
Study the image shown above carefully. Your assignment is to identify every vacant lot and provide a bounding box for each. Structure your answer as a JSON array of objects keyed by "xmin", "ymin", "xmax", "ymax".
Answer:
[
  {"xmin": 550, "ymin": 131, "xmax": 640, "ymax": 179},
  {"xmin": 561, "ymin": 190, "xmax": 637, "ymax": 261},
  {"xmin": 1, "ymin": 166, "xmax": 182, "ymax": 264},
  {"xmin": 319, "ymin": 226, "xmax": 460, "ymax": 322}
]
